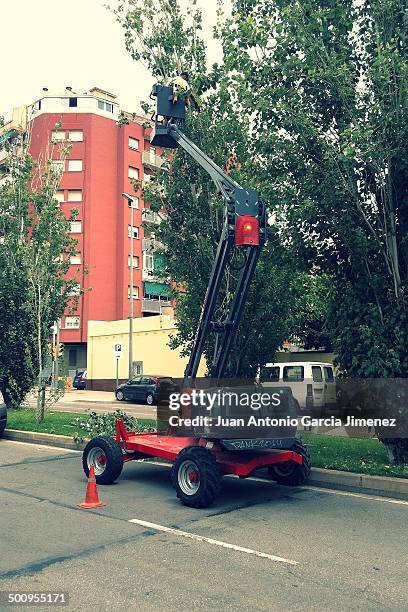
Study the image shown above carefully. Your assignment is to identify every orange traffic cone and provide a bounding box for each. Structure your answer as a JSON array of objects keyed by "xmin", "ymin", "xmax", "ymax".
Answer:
[{"xmin": 78, "ymin": 465, "xmax": 106, "ymax": 509}]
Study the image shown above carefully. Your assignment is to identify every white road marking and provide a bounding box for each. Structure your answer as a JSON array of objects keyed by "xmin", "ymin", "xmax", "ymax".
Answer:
[
  {"xmin": 146, "ymin": 460, "xmax": 408, "ymax": 506},
  {"xmin": 303, "ymin": 484, "xmax": 408, "ymax": 506},
  {"xmin": 3, "ymin": 439, "xmax": 80, "ymax": 453},
  {"xmin": 129, "ymin": 518, "xmax": 298, "ymax": 565},
  {"xmin": 242, "ymin": 476, "xmax": 408, "ymax": 506}
]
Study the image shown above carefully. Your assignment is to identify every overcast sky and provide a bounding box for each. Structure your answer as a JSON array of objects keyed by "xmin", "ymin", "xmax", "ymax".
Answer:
[{"xmin": 0, "ymin": 0, "xmax": 221, "ymax": 119}]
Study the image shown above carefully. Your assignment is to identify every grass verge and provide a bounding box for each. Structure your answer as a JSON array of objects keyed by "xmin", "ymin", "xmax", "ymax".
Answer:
[
  {"xmin": 301, "ymin": 433, "xmax": 408, "ymax": 479},
  {"xmin": 5, "ymin": 410, "xmax": 408, "ymax": 479},
  {"xmin": 6, "ymin": 409, "xmax": 155, "ymax": 438}
]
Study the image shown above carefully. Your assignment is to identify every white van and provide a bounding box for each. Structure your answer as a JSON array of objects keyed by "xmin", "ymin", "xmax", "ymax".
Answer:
[{"xmin": 259, "ymin": 362, "xmax": 337, "ymax": 413}]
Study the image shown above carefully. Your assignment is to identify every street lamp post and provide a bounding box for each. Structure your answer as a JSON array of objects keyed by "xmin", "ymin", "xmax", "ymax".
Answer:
[{"xmin": 122, "ymin": 193, "xmax": 136, "ymax": 379}]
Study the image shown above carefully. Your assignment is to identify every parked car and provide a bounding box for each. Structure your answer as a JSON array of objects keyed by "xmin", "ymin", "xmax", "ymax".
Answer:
[
  {"xmin": 73, "ymin": 370, "xmax": 87, "ymax": 390},
  {"xmin": 258, "ymin": 362, "xmax": 337, "ymax": 414},
  {"xmin": 115, "ymin": 375, "xmax": 180, "ymax": 406},
  {"xmin": 0, "ymin": 389, "xmax": 7, "ymax": 437}
]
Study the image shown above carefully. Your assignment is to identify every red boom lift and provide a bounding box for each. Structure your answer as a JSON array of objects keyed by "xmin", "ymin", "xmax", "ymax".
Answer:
[{"xmin": 82, "ymin": 83, "xmax": 311, "ymax": 508}]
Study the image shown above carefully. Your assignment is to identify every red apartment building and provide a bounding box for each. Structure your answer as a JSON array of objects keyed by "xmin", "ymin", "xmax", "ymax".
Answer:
[{"xmin": 1, "ymin": 87, "xmax": 170, "ymax": 372}]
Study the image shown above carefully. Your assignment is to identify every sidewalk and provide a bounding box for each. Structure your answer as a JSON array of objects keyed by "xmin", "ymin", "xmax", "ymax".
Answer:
[
  {"xmin": 60, "ymin": 390, "xmax": 116, "ymax": 403},
  {"xmin": 22, "ymin": 388, "xmax": 154, "ymax": 417},
  {"xmin": 23, "ymin": 389, "xmax": 117, "ymax": 406}
]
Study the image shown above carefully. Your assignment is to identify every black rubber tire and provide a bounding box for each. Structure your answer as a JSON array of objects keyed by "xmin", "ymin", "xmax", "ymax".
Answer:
[
  {"xmin": 171, "ymin": 446, "xmax": 222, "ymax": 508},
  {"xmin": 146, "ymin": 393, "xmax": 154, "ymax": 406},
  {"xmin": 268, "ymin": 440, "xmax": 311, "ymax": 486},
  {"xmin": 82, "ymin": 436, "xmax": 123, "ymax": 484},
  {"xmin": 116, "ymin": 390, "xmax": 125, "ymax": 401}
]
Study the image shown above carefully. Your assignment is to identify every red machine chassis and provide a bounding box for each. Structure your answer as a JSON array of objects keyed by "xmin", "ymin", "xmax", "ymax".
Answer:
[{"xmin": 115, "ymin": 419, "xmax": 302, "ymax": 478}]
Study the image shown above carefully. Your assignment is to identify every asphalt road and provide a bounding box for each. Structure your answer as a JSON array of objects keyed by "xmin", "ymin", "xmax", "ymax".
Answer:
[{"xmin": 0, "ymin": 440, "xmax": 407, "ymax": 611}]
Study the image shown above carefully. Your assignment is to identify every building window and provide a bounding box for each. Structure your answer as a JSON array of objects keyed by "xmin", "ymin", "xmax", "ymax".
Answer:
[
  {"xmin": 65, "ymin": 316, "xmax": 80, "ymax": 328},
  {"xmin": 67, "ymin": 190, "xmax": 82, "ymax": 201},
  {"xmin": 127, "ymin": 196, "xmax": 139, "ymax": 209},
  {"xmin": 70, "ymin": 255, "xmax": 82, "ymax": 264},
  {"xmin": 128, "ymin": 166, "xmax": 139, "ymax": 180},
  {"xmin": 55, "ymin": 190, "xmax": 65, "ymax": 202},
  {"xmin": 68, "ymin": 349, "xmax": 77, "ymax": 366},
  {"xmin": 51, "ymin": 160, "xmax": 65, "ymax": 172},
  {"xmin": 127, "ymin": 286, "xmax": 139, "ymax": 299},
  {"xmin": 69, "ymin": 97, "xmax": 78, "ymax": 107},
  {"xmin": 97, "ymin": 100, "xmax": 113, "ymax": 112},
  {"xmin": 129, "ymin": 137, "xmax": 139, "ymax": 150},
  {"xmin": 143, "ymin": 253, "xmax": 154, "ymax": 271},
  {"xmin": 68, "ymin": 130, "xmax": 83, "ymax": 142},
  {"xmin": 70, "ymin": 221, "xmax": 82, "ymax": 233},
  {"xmin": 68, "ymin": 159, "xmax": 83, "ymax": 172},
  {"xmin": 127, "ymin": 225, "xmax": 139, "ymax": 239},
  {"xmin": 51, "ymin": 131, "xmax": 66, "ymax": 142},
  {"xmin": 128, "ymin": 255, "xmax": 139, "ymax": 268}
]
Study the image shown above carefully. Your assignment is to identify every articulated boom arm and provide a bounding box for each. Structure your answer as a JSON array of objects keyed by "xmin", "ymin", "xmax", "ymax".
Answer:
[
  {"xmin": 150, "ymin": 84, "xmax": 266, "ymax": 386},
  {"xmin": 169, "ymin": 124, "xmax": 243, "ymax": 202}
]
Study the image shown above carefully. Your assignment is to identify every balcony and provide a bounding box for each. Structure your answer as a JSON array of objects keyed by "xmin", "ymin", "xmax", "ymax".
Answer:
[
  {"xmin": 0, "ymin": 106, "xmax": 27, "ymax": 140},
  {"xmin": 0, "ymin": 140, "xmax": 24, "ymax": 169},
  {"xmin": 141, "ymin": 298, "xmax": 171, "ymax": 314},
  {"xmin": 142, "ymin": 238, "xmax": 163, "ymax": 251},
  {"xmin": 0, "ymin": 148, "xmax": 9, "ymax": 167},
  {"xmin": 142, "ymin": 149, "xmax": 163, "ymax": 171},
  {"xmin": 142, "ymin": 268, "xmax": 157, "ymax": 281},
  {"xmin": 142, "ymin": 209, "xmax": 161, "ymax": 225}
]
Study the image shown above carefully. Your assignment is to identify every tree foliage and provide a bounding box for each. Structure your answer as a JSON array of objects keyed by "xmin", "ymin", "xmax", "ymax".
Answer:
[
  {"xmin": 218, "ymin": 0, "xmax": 408, "ymax": 377},
  {"xmin": 112, "ymin": 0, "xmax": 333, "ymax": 377},
  {"xmin": 143, "ymin": 112, "xmax": 306, "ymax": 376},
  {"xmin": 108, "ymin": 0, "xmax": 207, "ymax": 81},
  {"xmin": 0, "ymin": 129, "xmax": 78, "ymax": 418}
]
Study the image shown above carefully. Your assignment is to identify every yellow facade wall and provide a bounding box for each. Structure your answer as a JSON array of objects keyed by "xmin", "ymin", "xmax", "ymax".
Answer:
[{"xmin": 87, "ymin": 315, "xmax": 206, "ymax": 386}]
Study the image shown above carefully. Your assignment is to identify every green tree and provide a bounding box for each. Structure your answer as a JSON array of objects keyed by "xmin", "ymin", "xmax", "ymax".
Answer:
[
  {"xmin": 112, "ymin": 0, "xmax": 315, "ymax": 375},
  {"xmin": 219, "ymin": 0, "xmax": 408, "ymax": 457},
  {"xmin": 0, "ymin": 128, "xmax": 78, "ymax": 420},
  {"xmin": 108, "ymin": 0, "xmax": 206, "ymax": 81}
]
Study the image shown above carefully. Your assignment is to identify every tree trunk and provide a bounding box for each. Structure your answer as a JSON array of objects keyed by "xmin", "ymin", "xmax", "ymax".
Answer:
[{"xmin": 35, "ymin": 286, "xmax": 45, "ymax": 423}]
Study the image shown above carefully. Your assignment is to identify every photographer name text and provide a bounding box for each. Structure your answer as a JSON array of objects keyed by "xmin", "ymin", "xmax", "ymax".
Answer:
[{"xmin": 168, "ymin": 415, "xmax": 397, "ymax": 428}]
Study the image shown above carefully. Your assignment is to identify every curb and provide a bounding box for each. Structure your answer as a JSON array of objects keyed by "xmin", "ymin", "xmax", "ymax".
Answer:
[
  {"xmin": 3, "ymin": 429, "xmax": 408, "ymax": 501},
  {"xmin": 306, "ymin": 467, "xmax": 408, "ymax": 500},
  {"xmin": 3, "ymin": 429, "xmax": 86, "ymax": 451}
]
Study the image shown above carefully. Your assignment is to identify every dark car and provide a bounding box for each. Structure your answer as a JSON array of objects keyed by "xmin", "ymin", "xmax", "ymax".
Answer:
[
  {"xmin": 73, "ymin": 370, "xmax": 87, "ymax": 390},
  {"xmin": 0, "ymin": 389, "xmax": 7, "ymax": 437},
  {"xmin": 115, "ymin": 375, "xmax": 179, "ymax": 406}
]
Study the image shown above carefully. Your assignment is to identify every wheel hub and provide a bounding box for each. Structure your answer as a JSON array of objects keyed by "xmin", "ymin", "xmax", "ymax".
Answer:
[
  {"xmin": 87, "ymin": 447, "xmax": 107, "ymax": 475},
  {"xmin": 189, "ymin": 469, "xmax": 199, "ymax": 483},
  {"xmin": 98, "ymin": 454, "xmax": 107, "ymax": 466},
  {"xmin": 178, "ymin": 460, "xmax": 201, "ymax": 495},
  {"xmin": 273, "ymin": 461, "xmax": 295, "ymax": 477}
]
